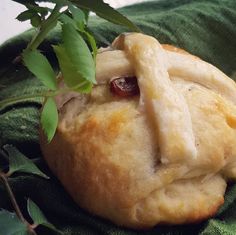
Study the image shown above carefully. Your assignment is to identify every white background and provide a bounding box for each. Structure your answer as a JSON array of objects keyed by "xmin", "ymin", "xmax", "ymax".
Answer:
[{"xmin": 0, "ymin": 0, "xmax": 146, "ymax": 44}]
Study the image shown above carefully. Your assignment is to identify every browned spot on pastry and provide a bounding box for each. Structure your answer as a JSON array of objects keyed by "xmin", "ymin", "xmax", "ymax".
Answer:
[
  {"xmin": 106, "ymin": 110, "xmax": 127, "ymax": 135},
  {"xmin": 226, "ymin": 115, "xmax": 236, "ymax": 129},
  {"xmin": 77, "ymin": 109, "xmax": 128, "ymax": 143},
  {"xmin": 215, "ymin": 99, "xmax": 236, "ymax": 129}
]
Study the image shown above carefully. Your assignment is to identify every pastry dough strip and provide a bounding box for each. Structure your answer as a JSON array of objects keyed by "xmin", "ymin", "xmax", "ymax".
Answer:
[
  {"xmin": 111, "ymin": 33, "xmax": 197, "ymax": 164},
  {"xmin": 96, "ymin": 48, "xmax": 236, "ymax": 104},
  {"xmin": 166, "ymin": 51, "xmax": 236, "ymax": 104}
]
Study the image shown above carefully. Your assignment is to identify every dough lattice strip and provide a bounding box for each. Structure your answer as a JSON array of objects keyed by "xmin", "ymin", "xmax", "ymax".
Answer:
[
  {"xmin": 96, "ymin": 46, "xmax": 236, "ymax": 105},
  {"xmin": 112, "ymin": 33, "xmax": 197, "ymax": 163}
]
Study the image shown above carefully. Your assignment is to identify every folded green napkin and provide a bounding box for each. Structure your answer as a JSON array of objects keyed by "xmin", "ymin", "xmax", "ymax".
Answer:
[{"xmin": 1, "ymin": 0, "xmax": 236, "ymax": 234}]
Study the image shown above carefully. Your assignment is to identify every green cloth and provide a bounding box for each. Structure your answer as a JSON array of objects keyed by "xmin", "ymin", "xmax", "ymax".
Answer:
[{"xmin": 1, "ymin": 0, "xmax": 236, "ymax": 234}]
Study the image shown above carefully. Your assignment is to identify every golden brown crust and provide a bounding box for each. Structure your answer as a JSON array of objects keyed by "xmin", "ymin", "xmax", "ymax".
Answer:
[
  {"xmin": 40, "ymin": 84, "xmax": 229, "ymax": 228},
  {"xmin": 40, "ymin": 33, "xmax": 236, "ymax": 228}
]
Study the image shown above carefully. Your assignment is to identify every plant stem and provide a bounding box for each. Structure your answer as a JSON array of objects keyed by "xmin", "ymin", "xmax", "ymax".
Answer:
[
  {"xmin": 0, "ymin": 91, "xmax": 54, "ymax": 107},
  {"xmin": 26, "ymin": 3, "xmax": 64, "ymax": 52},
  {"xmin": 0, "ymin": 173, "xmax": 37, "ymax": 235},
  {"xmin": 0, "ymin": 173, "xmax": 25, "ymax": 223},
  {"xmin": 0, "ymin": 81, "xmax": 91, "ymax": 108}
]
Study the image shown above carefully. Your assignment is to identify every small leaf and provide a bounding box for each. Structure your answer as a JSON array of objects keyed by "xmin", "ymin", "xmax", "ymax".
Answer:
[
  {"xmin": 69, "ymin": 5, "xmax": 85, "ymax": 22},
  {"xmin": 23, "ymin": 50, "xmax": 57, "ymax": 90},
  {"xmin": 62, "ymin": 23, "xmax": 96, "ymax": 83},
  {"xmin": 71, "ymin": 0, "xmax": 140, "ymax": 32},
  {"xmin": 59, "ymin": 13, "xmax": 97, "ymax": 59},
  {"xmin": 0, "ymin": 210, "xmax": 28, "ymax": 235},
  {"xmin": 41, "ymin": 97, "xmax": 58, "ymax": 142},
  {"xmin": 59, "ymin": 13, "xmax": 76, "ymax": 27},
  {"xmin": 27, "ymin": 199, "xmax": 62, "ymax": 234},
  {"xmin": 30, "ymin": 14, "xmax": 42, "ymax": 27},
  {"xmin": 82, "ymin": 9, "xmax": 89, "ymax": 24},
  {"xmin": 16, "ymin": 9, "xmax": 35, "ymax": 22},
  {"xmin": 27, "ymin": 199, "xmax": 48, "ymax": 225},
  {"xmin": 53, "ymin": 45, "xmax": 92, "ymax": 93},
  {"xmin": 82, "ymin": 31, "xmax": 97, "ymax": 60},
  {"xmin": 69, "ymin": 4, "xmax": 85, "ymax": 30},
  {"xmin": 4, "ymin": 145, "xmax": 49, "ymax": 179},
  {"xmin": 26, "ymin": 4, "xmax": 49, "ymax": 17}
]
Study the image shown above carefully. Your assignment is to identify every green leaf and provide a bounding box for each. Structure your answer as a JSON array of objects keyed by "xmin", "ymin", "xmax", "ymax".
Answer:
[
  {"xmin": 16, "ymin": 9, "xmax": 36, "ymax": 22},
  {"xmin": 59, "ymin": 13, "xmax": 97, "ymax": 59},
  {"xmin": 59, "ymin": 13, "xmax": 76, "ymax": 27},
  {"xmin": 27, "ymin": 199, "xmax": 62, "ymax": 234},
  {"xmin": 0, "ymin": 210, "xmax": 28, "ymax": 235},
  {"xmin": 70, "ymin": 0, "xmax": 140, "ymax": 32},
  {"xmin": 82, "ymin": 9, "xmax": 89, "ymax": 24},
  {"xmin": 82, "ymin": 31, "xmax": 97, "ymax": 60},
  {"xmin": 26, "ymin": 4, "xmax": 50, "ymax": 17},
  {"xmin": 69, "ymin": 5, "xmax": 85, "ymax": 22},
  {"xmin": 16, "ymin": 5, "xmax": 49, "ymax": 22},
  {"xmin": 41, "ymin": 97, "xmax": 58, "ymax": 142},
  {"xmin": 69, "ymin": 4, "xmax": 85, "ymax": 30},
  {"xmin": 23, "ymin": 50, "xmax": 57, "ymax": 90},
  {"xmin": 13, "ymin": 0, "xmax": 139, "ymax": 31},
  {"xmin": 4, "ymin": 145, "xmax": 49, "ymax": 179},
  {"xmin": 27, "ymin": 199, "xmax": 48, "ymax": 225},
  {"xmin": 30, "ymin": 14, "xmax": 42, "ymax": 27},
  {"xmin": 53, "ymin": 45, "xmax": 92, "ymax": 93},
  {"xmin": 62, "ymin": 23, "xmax": 96, "ymax": 83}
]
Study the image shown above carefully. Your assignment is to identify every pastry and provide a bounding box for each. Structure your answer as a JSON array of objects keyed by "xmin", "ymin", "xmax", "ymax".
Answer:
[{"xmin": 40, "ymin": 33, "xmax": 236, "ymax": 228}]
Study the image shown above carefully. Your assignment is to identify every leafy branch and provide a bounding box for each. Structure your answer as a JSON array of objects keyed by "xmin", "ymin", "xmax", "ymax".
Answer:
[
  {"xmin": 0, "ymin": 145, "xmax": 60, "ymax": 235},
  {"xmin": 25, "ymin": 3, "xmax": 64, "ymax": 52},
  {"xmin": 0, "ymin": 0, "xmax": 139, "ymax": 142},
  {"xmin": 0, "ymin": 173, "xmax": 27, "ymax": 225}
]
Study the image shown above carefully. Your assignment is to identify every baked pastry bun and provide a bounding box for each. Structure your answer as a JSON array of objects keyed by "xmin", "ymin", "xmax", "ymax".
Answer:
[{"xmin": 40, "ymin": 33, "xmax": 236, "ymax": 228}]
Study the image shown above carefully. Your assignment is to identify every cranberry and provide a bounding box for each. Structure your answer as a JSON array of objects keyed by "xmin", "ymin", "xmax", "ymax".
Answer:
[{"xmin": 110, "ymin": 76, "xmax": 139, "ymax": 97}]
